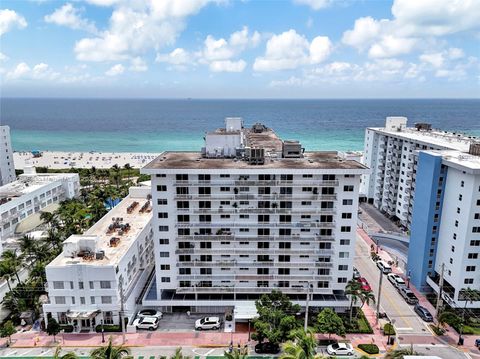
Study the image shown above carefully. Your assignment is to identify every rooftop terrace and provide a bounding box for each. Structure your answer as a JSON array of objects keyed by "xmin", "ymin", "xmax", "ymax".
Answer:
[
  {"xmin": 143, "ymin": 151, "xmax": 368, "ymax": 171},
  {"xmin": 48, "ymin": 192, "xmax": 152, "ymax": 267}
]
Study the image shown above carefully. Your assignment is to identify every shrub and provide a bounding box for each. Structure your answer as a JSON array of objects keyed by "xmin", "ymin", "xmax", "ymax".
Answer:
[
  {"xmin": 60, "ymin": 324, "xmax": 74, "ymax": 333},
  {"xmin": 358, "ymin": 343, "xmax": 379, "ymax": 354},
  {"xmin": 429, "ymin": 324, "xmax": 445, "ymax": 336},
  {"xmin": 95, "ymin": 324, "xmax": 121, "ymax": 332},
  {"xmin": 370, "ymin": 251, "xmax": 380, "ymax": 261},
  {"xmin": 383, "ymin": 323, "xmax": 396, "ymax": 336}
]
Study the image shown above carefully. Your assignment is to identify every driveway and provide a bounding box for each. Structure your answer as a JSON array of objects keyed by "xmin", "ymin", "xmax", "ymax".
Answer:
[{"xmin": 150, "ymin": 313, "xmax": 223, "ymax": 333}]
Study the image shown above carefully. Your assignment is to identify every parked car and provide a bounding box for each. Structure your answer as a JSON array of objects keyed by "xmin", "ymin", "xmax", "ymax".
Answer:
[
  {"xmin": 414, "ymin": 304, "xmax": 433, "ymax": 322},
  {"xmin": 399, "ymin": 286, "xmax": 419, "ymax": 304},
  {"xmin": 195, "ymin": 316, "xmax": 221, "ymax": 330},
  {"xmin": 376, "ymin": 260, "xmax": 393, "ymax": 274},
  {"xmin": 387, "ymin": 273, "xmax": 405, "ymax": 288},
  {"xmin": 326, "ymin": 342, "xmax": 355, "ymax": 356},
  {"xmin": 357, "ymin": 277, "xmax": 372, "ymax": 292},
  {"xmin": 353, "ymin": 267, "xmax": 361, "ymax": 279},
  {"xmin": 475, "ymin": 338, "xmax": 480, "ymax": 348},
  {"xmin": 254, "ymin": 342, "xmax": 280, "ymax": 354},
  {"xmin": 138, "ymin": 309, "xmax": 163, "ymax": 319},
  {"xmin": 133, "ymin": 316, "xmax": 159, "ymax": 331}
]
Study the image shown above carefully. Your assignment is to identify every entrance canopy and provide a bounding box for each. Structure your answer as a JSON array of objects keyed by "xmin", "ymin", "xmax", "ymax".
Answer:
[
  {"xmin": 66, "ymin": 310, "xmax": 100, "ymax": 320},
  {"xmin": 234, "ymin": 302, "xmax": 258, "ymax": 320}
]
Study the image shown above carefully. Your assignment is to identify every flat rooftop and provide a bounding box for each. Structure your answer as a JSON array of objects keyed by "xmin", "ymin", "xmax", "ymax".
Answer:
[
  {"xmin": 368, "ymin": 126, "xmax": 475, "ymax": 152},
  {"xmin": 48, "ymin": 194, "xmax": 152, "ymax": 267},
  {"xmin": 424, "ymin": 150, "xmax": 480, "ymax": 173},
  {"xmin": 245, "ymin": 127, "xmax": 283, "ymax": 153},
  {"xmin": 143, "ymin": 151, "xmax": 368, "ymax": 171}
]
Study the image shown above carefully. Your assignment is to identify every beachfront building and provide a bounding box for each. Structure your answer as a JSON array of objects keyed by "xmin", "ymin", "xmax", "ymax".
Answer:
[
  {"xmin": 140, "ymin": 118, "xmax": 368, "ymax": 316},
  {"xmin": 361, "ymin": 117, "xmax": 475, "ymax": 230},
  {"xmin": 43, "ymin": 186, "xmax": 154, "ymax": 332},
  {"xmin": 0, "ymin": 166, "xmax": 80, "ymax": 246},
  {"xmin": 0, "ymin": 125, "xmax": 15, "ymax": 186},
  {"xmin": 407, "ymin": 144, "xmax": 480, "ymax": 308}
]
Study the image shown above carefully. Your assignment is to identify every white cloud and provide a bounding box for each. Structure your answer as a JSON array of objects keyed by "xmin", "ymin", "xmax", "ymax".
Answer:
[
  {"xmin": 448, "ymin": 47, "xmax": 464, "ymax": 60},
  {"xmin": 0, "ymin": 52, "xmax": 8, "ymax": 62},
  {"xmin": 45, "ymin": 3, "xmax": 98, "ymax": 34},
  {"xmin": 253, "ymin": 29, "xmax": 332, "ymax": 71},
  {"xmin": 130, "ymin": 57, "xmax": 148, "ymax": 72},
  {"xmin": 0, "ymin": 9, "xmax": 27, "ymax": 36},
  {"xmin": 209, "ymin": 60, "xmax": 246, "ymax": 72},
  {"xmin": 294, "ymin": 0, "xmax": 330, "ymax": 10},
  {"xmin": 6, "ymin": 62, "xmax": 59, "ymax": 81},
  {"xmin": 419, "ymin": 52, "xmax": 444, "ymax": 68},
  {"xmin": 343, "ymin": 0, "xmax": 480, "ymax": 59},
  {"xmin": 75, "ymin": 0, "xmax": 217, "ymax": 62},
  {"xmin": 85, "ymin": 0, "xmax": 119, "ymax": 6},
  {"xmin": 156, "ymin": 48, "xmax": 191, "ymax": 65},
  {"xmin": 105, "ymin": 64, "xmax": 125, "ymax": 76}
]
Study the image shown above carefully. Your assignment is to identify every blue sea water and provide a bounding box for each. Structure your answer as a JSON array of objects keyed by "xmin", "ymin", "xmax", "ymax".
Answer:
[{"xmin": 1, "ymin": 98, "xmax": 479, "ymax": 152}]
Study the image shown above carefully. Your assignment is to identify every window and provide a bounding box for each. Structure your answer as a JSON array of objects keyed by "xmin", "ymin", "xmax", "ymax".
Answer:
[
  {"xmin": 341, "ymin": 226, "xmax": 351, "ymax": 232},
  {"xmin": 89, "ymin": 281, "xmax": 94, "ymax": 289},
  {"xmin": 466, "ymin": 266, "xmax": 476, "ymax": 272},
  {"xmin": 160, "ymin": 252, "xmax": 169, "ymax": 258},
  {"xmin": 78, "ymin": 281, "xmax": 84, "ymax": 289},
  {"xmin": 473, "ymin": 227, "xmax": 480, "ymax": 233},
  {"xmin": 455, "ymin": 220, "xmax": 459, "ymax": 227},
  {"xmin": 339, "ymin": 252, "xmax": 349, "ymax": 258},
  {"xmin": 317, "ymin": 281, "xmax": 329, "ymax": 288},
  {"xmin": 468, "ymin": 253, "xmax": 478, "ymax": 259},
  {"xmin": 159, "ymin": 226, "xmax": 169, "ymax": 231},
  {"xmin": 464, "ymin": 278, "xmax": 474, "ymax": 285},
  {"xmin": 459, "ymin": 194, "xmax": 463, "ymax": 201},
  {"xmin": 341, "ymin": 213, "xmax": 352, "ymax": 219},
  {"xmin": 161, "ymin": 277, "xmax": 171, "ymax": 283},
  {"xmin": 343, "ymin": 199, "xmax": 353, "ymax": 205},
  {"xmin": 338, "ymin": 277, "xmax": 348, "ymax": 283},
  {"xmin": 451, "ymin": 246, "xmax": 455, "ymax": 252},
  {"xmin": 278, "ymin": 268, "xmax": 290, "ymax": 275},
  {"xmin": 343, "ymin": 185, "xmax": 354, "ymax": 192},
  {"xmin": 160, "ymin": 264, "xmax": 170, "ymax": 270},
  {"xmin": 279, "ymin": 255, "xmax": 290, "ymax": 262},
  {"xmin": 99, "ymin": 281, "xmax": 110, "ymax": 289},
  {"xmin": 156, "ymin": 174, "xmax": 166, "ymax": 178},
  {"xmin": 157, "ymin": 185, "xmax": 167, "ymax": 191},
  {"xmin": 158, "ymin": 212, "xmax": 168, "ymax": 219},
  {"xmin": 55, "ymin": 296, "xmax": 66, "ymax": 304},
  {"xmin": 279, "ymin": 242, "xmax": 291, "ymax": 249},
  {"xmin": 338, "ymin": 265, "xmax": 348, "ymax": 270},
  {"xmin": 340, "ymin": 239, "xmax": 351, "ymax": 245},
  {"xmin": 80, "ymin": 297, "xmax": 85, "ymax": 305},
  {"xmin": 470, "ymin": 240, "xmax": 480, "ymax": 246},
  {"xmin": 157, "ymin": 199, "xmax": 168, "ymax": 205},
  {"xmin": 53, "ymin": 281, "xmax": 64, "ymax": 289},
  {"xmin": 101, "ymin": 296, "xmax": 112, "ymax": 304},
  {"xmin": 159, "ymin": 238, "xmax": 169, "ymax": 245}
]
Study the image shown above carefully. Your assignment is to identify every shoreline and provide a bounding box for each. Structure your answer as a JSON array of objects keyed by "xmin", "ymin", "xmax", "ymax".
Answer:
[{"xmin": 13, "ymin": 151, "xmax": 162, "ymax": 170}]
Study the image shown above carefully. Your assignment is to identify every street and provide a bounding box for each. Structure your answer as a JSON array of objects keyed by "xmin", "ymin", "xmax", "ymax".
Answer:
[{"xmin": 354, "ymin": 233, "xmax": 430, "ymax": 336}]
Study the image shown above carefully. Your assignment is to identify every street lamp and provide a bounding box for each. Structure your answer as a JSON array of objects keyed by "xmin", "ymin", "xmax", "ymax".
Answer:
[
  {"xmin": 375, "ymin": 238, "xmax": 379, "ymax": 254},
  {"xmin": 304, "ymin": 282, "xmax": 313, "ymax": 331},
  {"xmin": 407, "ymin": 270, "xmax": 411, "ymax": 289},
  {"xmin": 375, "ymin": 266, "xmax": 384, "ymax": 325},
  {"xmin": 101, "ymin": 319, "xmax": 105, "ymax": 343},
  {"xmin": 247, "ymin": 319, "xmax": 251, "ymax": 341}
]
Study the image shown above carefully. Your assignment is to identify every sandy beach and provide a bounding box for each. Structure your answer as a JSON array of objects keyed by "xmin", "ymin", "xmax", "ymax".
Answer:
[{"xmin": 13, "ymin": 151, "xmax": 162, "ymax": 170}]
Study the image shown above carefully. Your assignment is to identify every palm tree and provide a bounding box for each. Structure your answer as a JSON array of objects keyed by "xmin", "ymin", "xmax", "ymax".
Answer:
[
  {"xmin": 1, "ymin": 250, "xmax": 22, "ymax": 283},
  {"xmin": 457, "ymin": 287, "xmax": 480, "ymax": 341},
  {"xmin": 170, "ymin": 347, "xmax": 191, "ymax": 359},
  {"xmin": 53, "ymin": 345, "xmax": 79, "ymax": 359},
  {"xmin": 224, "ymin": 346, "xmax": 248, "ymax": 359},
  {"xmin": 357, "ymin": 289, "xmax": 376, "ymax": 320},
  {"xmin": 0, "ymin": 262, "xmax": 13, "ymax": 291},
  {"xmin": 280, "ymin": 339, "xmax": 328, "ymax": 359},
  {"xmin": 90, "ymin": 338, "xmax": 132, "ymax": 359},
  {"xmin": 345, "ymin": 279, "xmax": 362, "ymax": 323},
  {"xmin": 385, "ymin": 344, "xmax": 422, "ymax": 359}
]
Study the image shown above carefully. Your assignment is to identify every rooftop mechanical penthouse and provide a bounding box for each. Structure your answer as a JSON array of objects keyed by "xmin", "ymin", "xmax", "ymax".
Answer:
[{"xmin": 140, "ymin": 118, "xmax": 368, "ymax": 315}]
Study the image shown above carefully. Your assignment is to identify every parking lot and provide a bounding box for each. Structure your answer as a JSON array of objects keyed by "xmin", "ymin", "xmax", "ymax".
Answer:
[{"xmin": 136, "ymin": 313, "xmax": 224, "ymax": 333}]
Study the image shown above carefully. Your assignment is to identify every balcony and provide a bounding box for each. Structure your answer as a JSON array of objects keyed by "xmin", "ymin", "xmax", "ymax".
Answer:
[{"xmin": 175, "ymin": 286, "xmax": 333, "ymax": 294}]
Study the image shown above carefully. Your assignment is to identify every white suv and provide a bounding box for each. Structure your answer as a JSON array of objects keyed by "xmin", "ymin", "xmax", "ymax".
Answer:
[
  {"xmin": 376, "ymin": 260, "xmax": 392, "ymax": 274},
  {"xmin": 387, "ymin": 273, "xmax": 405, "ymax": 288},
  {"xmin": 133, "ymin": 316, "xmax": 159, "ymax": 331},
  {"xmin": 195, "ymin": 317, "xmax": 221, "ymax": 330}
]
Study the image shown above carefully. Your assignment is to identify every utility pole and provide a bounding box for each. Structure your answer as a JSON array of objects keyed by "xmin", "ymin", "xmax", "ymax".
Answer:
[
  {"xmin": 376, "ymin": 268, "xmax": 383, "ymax": 325},
  {"xmin": 119, "ymin": 277, "xmax": 126, "ymax": 344},
  {"xmin": 304, "ymin": 282, "xmax": 312, "ymax": 331},
  {"xmin": 435, "ymin": 263, "xmax": 445, "ymax": 324}
]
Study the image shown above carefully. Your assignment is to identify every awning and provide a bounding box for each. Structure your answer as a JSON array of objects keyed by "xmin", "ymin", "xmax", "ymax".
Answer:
[
  {"xmin": 14, "ymin": 203, "xmax": 59, "ymax": 234},
  {"xmin": 66, "ymin": 310, "xmax": 100, "ymax": 320},
  {"xmin": 234, "ymin": 302, "xmax": 258, "ymax": 320}
]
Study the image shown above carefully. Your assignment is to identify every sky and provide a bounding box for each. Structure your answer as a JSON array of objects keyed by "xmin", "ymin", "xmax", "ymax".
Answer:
[{"xmin": 0, "ymin": 0, "xmax": 479, "ymax": 98}]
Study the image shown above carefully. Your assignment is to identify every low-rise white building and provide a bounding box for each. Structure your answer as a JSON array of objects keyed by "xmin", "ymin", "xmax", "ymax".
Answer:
[
  {"xmin": 0, "ymin": 167, "xmax": 80, "ymax": 245},
  {"xmin": 0, "ymin": 125, "xmax": 15, "ymax": 186},
  {"xmin": 43, "ymin": 186, "xmax": 154, "ymax": 332},
  {"xmin": 361, "ymin": 117, "xmax": 475, "ymax": 229}
]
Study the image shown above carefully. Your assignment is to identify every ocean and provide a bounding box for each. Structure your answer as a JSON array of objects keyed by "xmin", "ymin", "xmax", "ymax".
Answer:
[{"xmin": 1, "ymin": 98, "xmax": 479, "ymax": 152}]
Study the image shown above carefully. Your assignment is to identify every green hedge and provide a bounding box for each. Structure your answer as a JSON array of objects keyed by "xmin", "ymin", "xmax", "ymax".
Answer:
[
  {"xmin": 60, "ymin": 325, "xmax": 73, "ymax": 333},
  {"xmin": 95, "ymin": 324, "xmax": 121, "ymax": 332},
  {"xmin": 358, "ymin": 344, "xmax": 379, "ymax": 354},
  {"xmin": 383, "ymin": 323, "xmax": 395, "ymax": 336},
  {"xmin": 429, "ymin": 324, "xmax": 445, "ymax": 336}
]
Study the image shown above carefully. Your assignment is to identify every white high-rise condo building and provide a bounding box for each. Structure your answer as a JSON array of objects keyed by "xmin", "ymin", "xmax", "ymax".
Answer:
[
  {"xmin": 0, "ymin": 166, "xmax": 80, "ymax": 245},
  {"xmin": 140, "ymin": 118, "xmax": 368, "ymax": 317},
  {"xmin": 43, "ymin": 185, "xmax": 154, "ymax": 332},
  {"xmin": 408, "ymin": 143, "xmax": 480, "ymax": 308},
  {"xmin": 362, "ymin": 117, "xmax": 476, "ymax": 230},
  {"xmin": 0, "ymin": 125, "xmax": 15, "ymax": 186}
]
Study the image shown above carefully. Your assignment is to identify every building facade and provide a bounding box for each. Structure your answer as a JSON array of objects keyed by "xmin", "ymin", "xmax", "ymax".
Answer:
[
  {"xmin": 140, "ymin": 120, "xmax": 368, "ymax": 314},
  {"xmin": 0, "ymin": 125, "xmax": 15, "ymax": 186},
  {"xmin": 408, "ymin": 146, "xmax": 480, "ymax": 308},
  {"xmin": 362, "ymin": 117, "xmax": 474, "ymax": 230},
  {"xmin": 43, "ymin": 186, "xmax": 154, "ymax": 332},
  {"xmin": 0, "ymin": 167, "xmax": 80, "ymax": 243}
]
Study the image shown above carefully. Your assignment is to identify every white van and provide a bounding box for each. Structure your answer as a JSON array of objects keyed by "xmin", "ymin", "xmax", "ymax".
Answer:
[{"xmin": 376, "ymin": 260, "xmax": 392, "ymax": 274}]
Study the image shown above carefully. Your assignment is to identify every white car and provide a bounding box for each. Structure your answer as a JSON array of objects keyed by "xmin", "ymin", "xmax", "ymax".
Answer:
[
  {"xmin": 133, "ymin": 316, "xmax": 159, "ymax": 331},
  {"xmin": 387, "ymin": 273, "xmax": 405, "ymax": 288},
  {"xmin": 326, "ymin": 343, "xmax": 354, "ymax": 356},
  {"xmin": 195, "ymin": 316, "xmax": 221, "ymax": 330},
  {"xmin": 376, "ymin": 260, "xmax": 392, "ymax": 274},
  {"xmin": 138, "ymin": 309, "xmax": 163, "ymax": 319}
]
